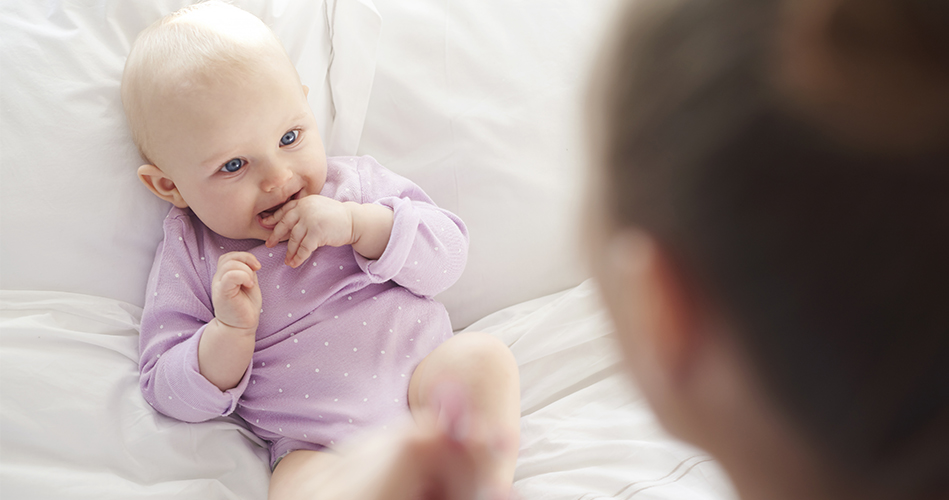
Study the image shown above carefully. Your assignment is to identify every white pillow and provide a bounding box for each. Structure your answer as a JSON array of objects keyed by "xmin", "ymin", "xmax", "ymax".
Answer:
[
  {"xmin": 359, "ymin": 0, "xmax": 622, "ymax": 329},
  {"xmin": 0, "ymin": 0, "xmax": 380, "ymax": 306}
]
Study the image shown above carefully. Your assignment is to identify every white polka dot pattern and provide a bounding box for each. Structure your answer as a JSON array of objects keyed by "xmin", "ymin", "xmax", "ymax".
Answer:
[{"xmin": 138, "ymin": 156, "xmax": 468, "ymax": 468}]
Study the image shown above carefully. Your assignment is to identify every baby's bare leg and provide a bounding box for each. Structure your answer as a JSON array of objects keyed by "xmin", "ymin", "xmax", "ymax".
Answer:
[
  {"xmin": 269, "ymin": 422, "xmax": 491, "ymax": 500},
  {"xmin": 269, "ymin": 450, "xmax": 340, "ymax": 500},
  {"xmin": 409, "ymin": 332, "xmax": 521, "ymax": 487}
]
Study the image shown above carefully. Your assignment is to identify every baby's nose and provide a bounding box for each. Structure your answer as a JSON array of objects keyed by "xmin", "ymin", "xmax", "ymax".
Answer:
[{"xmin": 261, "ymin": 162, "xmax": 293, "ymax": 192}]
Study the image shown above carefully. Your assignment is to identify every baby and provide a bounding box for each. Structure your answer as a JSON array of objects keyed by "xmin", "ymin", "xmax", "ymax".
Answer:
[{"xmin": 121, "ymin": 2, "xmax": 519, "ymax": 498}]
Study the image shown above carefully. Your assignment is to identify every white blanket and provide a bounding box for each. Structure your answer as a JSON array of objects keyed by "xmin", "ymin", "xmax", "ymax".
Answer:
[{"xmin": 0, "ymin": 283, "xmax": 736, "ymax": 499}]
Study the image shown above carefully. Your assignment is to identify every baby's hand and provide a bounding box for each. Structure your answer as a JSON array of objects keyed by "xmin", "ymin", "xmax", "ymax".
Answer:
[
  {"xmin": 263, "ymin": 195, "xmax": 356, "ymax": 267},
  {"xmin": 211, "ymin": 252, "xmax": 262, "ymax": 332}
]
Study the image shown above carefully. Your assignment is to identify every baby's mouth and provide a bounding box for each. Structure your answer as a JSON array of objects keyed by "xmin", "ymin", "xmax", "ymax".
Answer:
[{"xmin": 257, "ymin": 189, "xmax": 302, "ymax": 229}]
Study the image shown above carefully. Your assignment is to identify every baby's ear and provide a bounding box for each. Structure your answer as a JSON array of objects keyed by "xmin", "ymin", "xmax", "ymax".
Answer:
[
  {"xmin": 137, "ymin": 164, "xmax": 188, "ymax": 208},
  {"xmin": 302, "ymin": 85, "xmax": 309, "ymax": 97}
]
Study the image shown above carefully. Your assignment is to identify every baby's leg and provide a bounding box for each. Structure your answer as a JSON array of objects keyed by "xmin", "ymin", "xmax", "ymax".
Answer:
[
  {"xmin": 269, "ymin": 421, "xmax": 493, "ymax": 500},
  {"xmin": 269, "ymin": 450, "xmax": 340, "ymax": 500},
  {"xmin": 409, "ymin": 332, "xmax": 521, "ymax": 488}
]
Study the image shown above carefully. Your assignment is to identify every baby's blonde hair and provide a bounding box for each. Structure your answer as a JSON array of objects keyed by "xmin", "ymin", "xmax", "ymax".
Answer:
[{"xmin": 121, "ymin": 0, "xmax": 295, "ymax": 163}]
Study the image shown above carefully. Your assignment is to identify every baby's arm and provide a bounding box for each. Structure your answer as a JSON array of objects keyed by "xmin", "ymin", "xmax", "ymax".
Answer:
[
  {"xmin": 352, "ymin": 157, "xmax": 468, "ymax": 297},
  {"xmin": 199, "ymin": 252, "xmax": 262, "ymax": 391},
  {"xmin": 262, "ymin": 157, "xmax": 468, "ymax": 298},
  {"xmin": 139, "ymin": 214, "xmax": 257, "ymax": 422},
  {"xmin": 347, "ymin": 202, "xmax": 395, "ymax": 260}
]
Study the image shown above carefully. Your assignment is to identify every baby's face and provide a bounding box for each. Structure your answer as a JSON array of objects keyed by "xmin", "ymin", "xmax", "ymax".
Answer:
[{"xmin": 143, "ymin": 57, "xmax": 327, "ymax": 241}]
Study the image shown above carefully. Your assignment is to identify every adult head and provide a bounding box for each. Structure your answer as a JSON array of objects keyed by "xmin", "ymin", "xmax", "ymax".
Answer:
[{"xmin": 586, "ymin": 1, "xmax": 949, "ymax": 498}]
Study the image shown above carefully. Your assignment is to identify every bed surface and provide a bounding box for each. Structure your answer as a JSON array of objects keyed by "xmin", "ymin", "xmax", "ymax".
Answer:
[{"xmin": 1, "ymin": 283, "xmax": 736, "ymax": 499}]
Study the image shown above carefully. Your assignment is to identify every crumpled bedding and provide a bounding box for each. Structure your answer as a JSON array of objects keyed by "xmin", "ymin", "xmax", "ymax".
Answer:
[{"xmin": 0, "ymin": 281, "xmax": 736, "ymax": 499}]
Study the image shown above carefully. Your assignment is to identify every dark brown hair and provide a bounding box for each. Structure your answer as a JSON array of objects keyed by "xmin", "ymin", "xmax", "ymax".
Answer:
[{"xmin": 593, "ymin": 0, "xmax": 949, "ymax": 496}]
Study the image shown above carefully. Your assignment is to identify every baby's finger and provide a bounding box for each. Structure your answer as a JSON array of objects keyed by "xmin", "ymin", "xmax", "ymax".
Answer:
[
  {"xmin": 216, "ymin": 258, "xmax": 259, "ymax": 287},
  {"xmin": 285, "ymin": 222, "xmax": 316, "ymax": 268},
  {"xmin": 218, "ymin": 251, "xmax": 262, "ymax": 272},
  {"xmin": 219, "ymin": 268, "xmax": 256, "ymax": 294},
  {"xmin": 269, "ymin": 199, "xmax": 298, "ymax": 223},
  {"xmin": 266, "ymin": 209, "xmax": 301, "ymax": 248},
  {"xmin": 260, "ymin": 199, "xmax": 298, "ymax": 235}
]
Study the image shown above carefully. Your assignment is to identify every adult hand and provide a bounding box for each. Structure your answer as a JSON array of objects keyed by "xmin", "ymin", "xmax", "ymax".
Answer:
[{"xmin": 269, "ymin": 384, "xmax": 516, "ymax": 500}]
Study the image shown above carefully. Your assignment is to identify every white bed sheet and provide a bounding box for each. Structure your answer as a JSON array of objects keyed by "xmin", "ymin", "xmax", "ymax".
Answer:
[{"xmin": 0, "ymin": 283, "xmax": 736, "ymax": 499}]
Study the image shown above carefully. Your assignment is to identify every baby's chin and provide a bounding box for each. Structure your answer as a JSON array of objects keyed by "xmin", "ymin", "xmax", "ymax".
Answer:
[
  {"xmin": 247, "ymin": 225, "xmax": 279, "ymax": 244},
  {"xmin": 203, "ymin": 219, "xmax": 274, "ymax": 244}
]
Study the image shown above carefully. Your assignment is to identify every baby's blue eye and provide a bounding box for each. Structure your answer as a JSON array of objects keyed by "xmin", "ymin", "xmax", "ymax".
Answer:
[
  {"xmin": 221, "ymin": 158, "xmax": 245, "ymax": 173},
  {"xmin": 280, "ymin": 130, "xmax": 299, "ymax": 146}
]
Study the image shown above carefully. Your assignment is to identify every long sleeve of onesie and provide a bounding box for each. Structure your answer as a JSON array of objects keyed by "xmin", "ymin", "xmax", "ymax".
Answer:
[
  {"xmin": 349, "ymin": 156, "xmax": 468, "ymax": 296},
  {"xmin": 138, "ymin": 213, "xmax": 253, "ymax": 423}
]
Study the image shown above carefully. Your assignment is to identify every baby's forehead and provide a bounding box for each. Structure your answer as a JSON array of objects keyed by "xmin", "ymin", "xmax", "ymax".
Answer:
[
  {"xmin": 140, "ymin": 51, "xmax": 301, "ymax": 128},
  {"xmin": 141, "ymin": 5, "xmax": 286, "ymax": 80},
  {"xmin": 123, "ymin": 2, "xmax": 296, "ymax": 161},
  {"xmin": 155, "ymin": 53, "xmax": 257, "ymax": 92},
  {"xmin": 138, "ymin": 32, "xmax": 288, "ymax": 106}
]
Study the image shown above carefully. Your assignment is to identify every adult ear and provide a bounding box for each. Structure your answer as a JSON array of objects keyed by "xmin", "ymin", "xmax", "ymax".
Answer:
[
  {"xmin": 137, "ymin": 164, "xmax": 188, "ymax": 208},
  {"xmin": 608, "ymin": 231, "xmax": 701, "ymax": 385},
  {"xmin": 645, "ymin": 238, "xmax": 702, "ymax": 382}
]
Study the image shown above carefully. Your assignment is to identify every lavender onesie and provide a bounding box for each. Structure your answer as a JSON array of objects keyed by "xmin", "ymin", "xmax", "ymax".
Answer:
[{"xmin": 138, "ymin": 155, "xmax": 468, "ymax": 466}]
